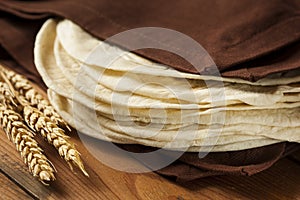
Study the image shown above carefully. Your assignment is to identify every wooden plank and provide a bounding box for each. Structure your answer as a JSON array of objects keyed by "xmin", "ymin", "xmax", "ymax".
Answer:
[
  {"xmin": 1, "ymin": 127, "xmax": 300, "ymax": 200},
  {"xmin": 0, "ymin": 130, "xmax": 121, "ymax": 199},
  {"xmin": 0, "ymin": 171, "xmax": 32, "ymax": 200}
]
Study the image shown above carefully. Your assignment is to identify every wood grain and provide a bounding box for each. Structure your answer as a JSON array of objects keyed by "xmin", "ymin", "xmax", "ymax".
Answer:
[
  {"xmin": 0, "ymin": 172, "xmax": 32, "ymax": 200},
  {"xmin": 0, "ymin": 129, "xmax": 300, "ymax": 200},
  {"xmin": 183, "ymin": 159, "xmax": 300, "ymax": 200}
]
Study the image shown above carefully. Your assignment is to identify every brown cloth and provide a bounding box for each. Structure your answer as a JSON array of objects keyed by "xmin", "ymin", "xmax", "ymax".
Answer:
[
  {"xmin": 0, "ymin": 0, "xmax": 299, "ymax": 182},
  {"xmin": 0, "ymin": 0, "xmax": 300, "ymax": 81},
  {"xmin": 120, "ymin": 142, "xmax": 299, "ymax": 182}
]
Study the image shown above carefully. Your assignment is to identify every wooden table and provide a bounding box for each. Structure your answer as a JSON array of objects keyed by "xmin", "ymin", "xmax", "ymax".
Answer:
[{"xmin": 1, "ymin": 126, "xmax": 300, "ymax": 200}]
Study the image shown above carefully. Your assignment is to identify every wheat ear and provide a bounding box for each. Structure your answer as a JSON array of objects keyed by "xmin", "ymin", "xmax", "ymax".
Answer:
[
  {"xmin": 0, "ymin": 70, "xmax": 88, "ymax": 176},
  {"xmin": 0, "ymin": 104, "xmax": 56, "ymax": 185},
  {"xmin": 0, "ymin": 68, "xmax": 88, "ymax": 177},
  {"xmin": 2, "ymin": 68, "xmax": 70, "ymax": 131},
  {"xmin": 23, "ymin": 105, "xmax": 88, "ymax": 176}
]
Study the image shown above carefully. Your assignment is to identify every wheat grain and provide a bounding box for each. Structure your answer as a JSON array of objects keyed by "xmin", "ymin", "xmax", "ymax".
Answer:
[
  {"xmin": 23, "ymin": 105, "xmax": 88, "ymax": 176},
  {"xmin": 0, "ymin": 104, "xmax": 56, "ymax": 185},
  {"xmin": 2, "ymin": 68, "xmax": 70, "ymax": 131},
  {"xmin": 0, "ymin": 82, "xmax": 24, "ymax": 115},
  {"xmin": 0, "ymin": 82, "xmax": 14, "ymax": 98}
]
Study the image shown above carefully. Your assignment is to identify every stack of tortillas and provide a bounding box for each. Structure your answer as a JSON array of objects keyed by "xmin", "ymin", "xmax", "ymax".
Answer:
[{"xmin": 34, "ymin": 19, "xmax": 300, "ymax": 152}]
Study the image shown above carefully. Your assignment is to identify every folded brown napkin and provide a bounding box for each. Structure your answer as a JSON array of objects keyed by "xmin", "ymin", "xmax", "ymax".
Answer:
[
  {"xmin": 1, "ymin": 0, "xmax": 300, "ymax": 81},
  {"xmin": 120, "ymin": 143, "xmax": 299, "ymax": 182},
  {"xmin": 0, "ymin": 0, "xmax": 299, "ymax": 182}
]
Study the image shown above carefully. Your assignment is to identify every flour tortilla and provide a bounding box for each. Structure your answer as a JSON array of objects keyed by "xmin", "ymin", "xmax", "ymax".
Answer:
[
  {"xmin": 49, "ymin": 90, "xmax": 300, "ymax": 144},
  {"xmin": 55, "ymin": 39, "xmax": 300, "ymax": 107},
  {"xmin": 36, "ymin": 19, "xmax": 300, "ymax": 117},
  {"xmin": 39, "ymin": 31, "xmax": 300, "ymax": 114},
  {"xmin": 52, "ymin": 82, "xmax": 300, "ymax": 125},
  {"xmin": 46, "ymin": 83, "xmax": 300, "ymax": 128},
  {"xmin": 57, "ymin": 19, "xmax": 300, "ymax": 86},
  {"xmin": 48, "ymin": 88, "xmax": 300, "ymax": 128},
  {"xmin": 35, "ymin": 19, "xmax": 300, "ymax": 152},
  {"xmin": 48, "ymin": 90, "xmax": 281, "ymax": 152}
]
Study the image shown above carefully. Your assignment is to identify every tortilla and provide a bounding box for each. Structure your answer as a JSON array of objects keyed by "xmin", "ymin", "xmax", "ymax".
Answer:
[
  {"xmin": 49, "ymin": 90, "xmax": 300, "ymax": 143},
  {"xmin": 35, "ymin": 19, "xmax": 300, "ymax": 152},
  {"xmin": 57, "ymin": 19, "xmax": 300, "ymax": 86},
  {"xmin": 48, "ymin": 90, "xmax": 281, "ymax": 152}
]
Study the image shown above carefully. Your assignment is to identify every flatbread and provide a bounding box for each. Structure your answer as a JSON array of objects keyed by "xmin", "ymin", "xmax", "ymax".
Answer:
[
  {"xmin": 57, "ymin": 19, "xmax": 300, "ymax": 86},
  {"xmin": 55, "ymin": 30, "xmax": 300, "ymax": 108},
  {"xmin": 49, "ymin": 90, "xmax": 300, "ymax": 144},
  {"xmin": 48, "ymin": 90, "xmax": 281, "ymax": 152},
  {"xmin": 35, "ymin": 19, "xmax": 300, "ymax": 152}
]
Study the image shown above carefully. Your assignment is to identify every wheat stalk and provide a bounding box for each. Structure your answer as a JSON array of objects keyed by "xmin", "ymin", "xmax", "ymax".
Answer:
[
  {"xmin": 0, "ymin": 67, "xmax": 88, "ymax": 178},
  {"xmin": 2, "ymin": 67, "xmax": 70, "ymax": 131},
  {"xmin": 0, "ymin": 104, "xmax": 56, "ymax": 185},
  {"xmin": 23, "ymin": 105, "xmax": 88, "ymax": 176}
]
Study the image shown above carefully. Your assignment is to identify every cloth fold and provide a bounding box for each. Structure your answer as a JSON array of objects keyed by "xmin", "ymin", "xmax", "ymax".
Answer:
[
  {"xmin": 0, "ymin": 0, "xmax": 300, "ymax": 80},
  {"xmin": 120, "ymin": 142, "xmax": 299, "ymax": 182},
  {"xmin": 0, "ymin": 0, "xmax": 299, "ymax": 181}
]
